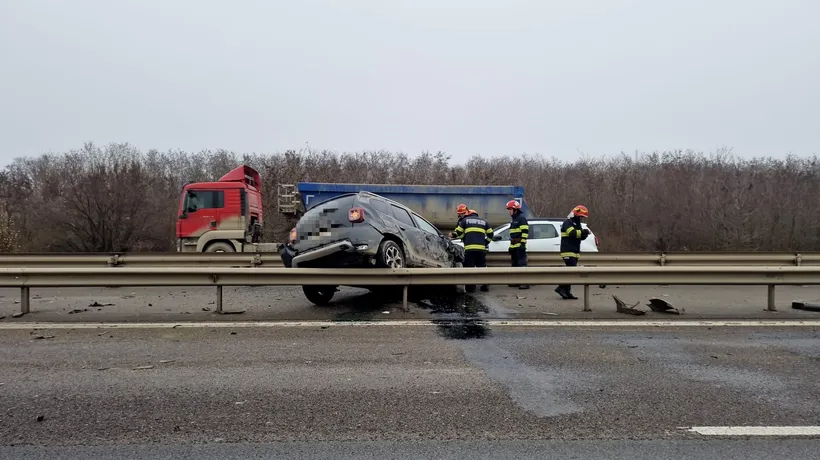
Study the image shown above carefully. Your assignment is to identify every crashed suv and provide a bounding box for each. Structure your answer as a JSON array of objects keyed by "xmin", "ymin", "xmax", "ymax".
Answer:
[{"xmin": 279, "ymin": 191, "xmax": 466, "ymax": 305}]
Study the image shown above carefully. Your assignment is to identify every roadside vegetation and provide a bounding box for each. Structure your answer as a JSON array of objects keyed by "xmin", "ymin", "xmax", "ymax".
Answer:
[{"xmin": 1, "ymin": 142, "xmax": 818, "ymax": 252}]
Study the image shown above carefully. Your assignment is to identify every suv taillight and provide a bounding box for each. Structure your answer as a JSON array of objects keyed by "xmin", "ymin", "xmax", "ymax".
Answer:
[
  {"xmin": 594, "ymin": 235, "xmax": 599, "ymax": 247},
  {"xmin": 289, "ymin": 227, "xmax": 297, "ymax": 244},
  {"xmin": 348, "ymin": 207, "xmax": 365, "ymax": 223}
]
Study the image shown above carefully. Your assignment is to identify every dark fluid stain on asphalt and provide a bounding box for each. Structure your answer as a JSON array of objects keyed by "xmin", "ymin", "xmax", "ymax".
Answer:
[{"xmin": 418, "ymin": 294, "xmax": 491, "ymax": 340}]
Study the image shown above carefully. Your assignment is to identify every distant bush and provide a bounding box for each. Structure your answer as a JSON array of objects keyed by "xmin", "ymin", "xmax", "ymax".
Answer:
[{"xmin": 1, "ymin": 143, "xmax": 818, "ymax": 252}]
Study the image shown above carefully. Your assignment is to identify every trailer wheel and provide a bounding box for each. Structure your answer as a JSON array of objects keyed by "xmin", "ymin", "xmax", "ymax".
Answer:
[
  {"xmin": 303, "ymin": 285, "xmax": 336, "ymax": 306},
  {"xmin": 204, "ymin": 241, "xmax": 235, "ymax": 253}
]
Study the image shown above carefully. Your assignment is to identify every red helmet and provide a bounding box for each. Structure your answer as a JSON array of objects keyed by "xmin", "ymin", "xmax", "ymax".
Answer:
[
  {"xmin": 506, "ymin": 200, "xmax": 521, "ymax": 210},
  {"xmin": 456, "ymin": 203, "xmax": 469, "ymax": 216},
  {"xmin": 572, "ymin": 205, "xmax": 589, "ymax": 217}
]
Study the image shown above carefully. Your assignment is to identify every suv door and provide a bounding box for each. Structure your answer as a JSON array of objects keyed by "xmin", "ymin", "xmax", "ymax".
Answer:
[
  {"xmin": 388, "ymin": 204, "xmax": 428, "ymax": 266},
  {"xmin": 411, "ymin": 212, "xmax": 451, "ymax": 267}
]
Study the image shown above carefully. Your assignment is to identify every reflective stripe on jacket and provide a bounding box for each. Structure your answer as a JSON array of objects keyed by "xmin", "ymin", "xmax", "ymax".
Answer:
[
  {"xmin": 453, "ymin": 212, "xmax": 494, "ymax": 251},
  {"xmin": 509, "ymin": 212, "xmax": 528, "ymax": 250}
]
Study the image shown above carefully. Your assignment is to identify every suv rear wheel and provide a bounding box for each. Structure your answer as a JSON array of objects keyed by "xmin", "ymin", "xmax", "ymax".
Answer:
[
  {"xmin": 377, "ymin": 240, "xmax": 405, "ymax": 268},
  {"xmin": 302, "ymin": 285, "xmax": 336, "ymax": 306}
]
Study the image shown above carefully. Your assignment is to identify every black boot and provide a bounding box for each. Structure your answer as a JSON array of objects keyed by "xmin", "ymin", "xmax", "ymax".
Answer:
[
  {"xmin": 480, "ymin": 285, "xmax": 489, "ymax": 292},
  {"xmin": 518, "ymin": 284, "xmax": 530, "ymax": 290}
]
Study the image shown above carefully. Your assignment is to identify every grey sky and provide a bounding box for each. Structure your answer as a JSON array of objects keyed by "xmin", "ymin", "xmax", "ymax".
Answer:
[{"xmin": 1, "ymin": 0, "xmax": 817, "ymax": 164}]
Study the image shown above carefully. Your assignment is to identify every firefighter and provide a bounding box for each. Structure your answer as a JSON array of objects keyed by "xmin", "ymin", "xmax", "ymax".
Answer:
[
  {"xmin": 556, "ymin": 205, "xmax": 590, "ymax": 299},
  {"xmin": 452, "ymin": 207, "xmax": 493, "ymax": 293},
  {"xmin": 506, "ymin": 200, "xmax": 529, "ymax": 290},
  {"xmin": 448, "ymin": 204, "xmax": 470, "ymax": 238}
]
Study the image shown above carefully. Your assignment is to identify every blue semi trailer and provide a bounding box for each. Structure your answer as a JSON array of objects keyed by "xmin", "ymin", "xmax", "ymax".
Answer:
[{"xmin": 278, "ymin": 182, "xmax": 532, "ymax": 231}]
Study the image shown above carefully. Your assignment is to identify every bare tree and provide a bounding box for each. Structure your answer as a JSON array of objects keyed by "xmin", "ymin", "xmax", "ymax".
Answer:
[{"xmin": 1, "ymin": 143, "xmax": 819, "ymax": 252}]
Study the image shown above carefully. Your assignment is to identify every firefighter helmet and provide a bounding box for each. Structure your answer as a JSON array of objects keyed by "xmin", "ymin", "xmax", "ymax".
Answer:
[
  {"xmin": 456, "ymin": 203, "xmax": 469, "ymax": 216},
  {"xmin": 572, "ymin": 205, "xmax": 589, "ymax": 217},
  {"xmin": 505, "ymin": 200, "xmax": 521, "ymax": 210}
]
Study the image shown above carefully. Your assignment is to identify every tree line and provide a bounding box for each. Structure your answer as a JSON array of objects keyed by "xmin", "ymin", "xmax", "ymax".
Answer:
[{"xmin": 1, "ymin": 142, "xmax": 818, "ymax": 253}]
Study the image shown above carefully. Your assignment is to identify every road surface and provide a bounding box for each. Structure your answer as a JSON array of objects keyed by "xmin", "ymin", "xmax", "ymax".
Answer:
[{"xmin": 1, "ymin": 322, "xmax": 819, "ymax": 458}]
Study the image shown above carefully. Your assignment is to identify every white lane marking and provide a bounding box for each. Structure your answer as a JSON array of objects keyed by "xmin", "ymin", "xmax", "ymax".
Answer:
[
  {"xmin": 0, "ymin": 320, "xmax": 819, "ymax": 330},
  {"xmin": 685, "ymin": 426, "xmax": 820, "ymax": 436}
]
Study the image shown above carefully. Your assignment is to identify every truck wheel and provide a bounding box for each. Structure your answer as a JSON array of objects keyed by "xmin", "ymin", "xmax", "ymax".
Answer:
[
  {"xmin": 377, "ymin": 240, "xmax": 405, "ymax": 268},
  {"xmin": 205, "ymin": 242, "xmax": 235, "ymax": 253},
  {"xmin": 303, "ymin": 285, "xmax": 336, "ymax": 306}
]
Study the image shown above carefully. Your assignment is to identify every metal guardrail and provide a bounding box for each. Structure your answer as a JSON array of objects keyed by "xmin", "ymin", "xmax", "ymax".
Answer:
[
  {"xmin": 0, "ymin": 251, "xmax": 819, "ymax": 268},
  {"xmin": 2, "ymin": 265, "xmax": 818, "ymax": 316}
]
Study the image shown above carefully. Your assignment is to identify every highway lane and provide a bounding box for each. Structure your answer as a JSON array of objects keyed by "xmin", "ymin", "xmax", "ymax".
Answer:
[
  {"xmin": 1, "ymin": 323, "xmax": 819, "ymax": 458},
  {"xmin": 3, "ymin": 439, "xmax": 819, "ymax": 460}
]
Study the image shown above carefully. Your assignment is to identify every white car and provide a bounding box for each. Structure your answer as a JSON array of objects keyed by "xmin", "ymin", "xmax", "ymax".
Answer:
[{"xmin": 452, "ymin": 218, "xmax": 599, "ymax": 253}]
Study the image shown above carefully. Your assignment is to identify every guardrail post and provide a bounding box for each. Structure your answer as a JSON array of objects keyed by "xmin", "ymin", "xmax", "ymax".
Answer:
[
  {"xmin": 402, "ymin": 285, "xmax": 409, "ymax": 312},
  {"xmin": 20, "ymin": 287, "xmax": 30, "ymax": 315},
  {"xmin": 216, "ymin": 286, "xmax": 223, "ymax": 314},
  {"xmin": 583, "ymin": 284, "xmax": 591, "ymax": 311},
  {"xmin": 767, "ymin": 285, "xmax": 776, "ymax": 311}
]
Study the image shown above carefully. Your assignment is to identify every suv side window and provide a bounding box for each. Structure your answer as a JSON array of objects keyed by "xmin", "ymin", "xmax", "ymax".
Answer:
[
  {"xmin": 531, "ymin": 223, "xmax": 559, "ymax": 239},
  {"xmin": 495, "ymin": 227, "xmax": 510, "ymax": 241},
  {"xmin": 412, "ymin": 214, "xmax": 439, "ymax": 235},
  {"xmin": 391, "ymin": 205, "xmax": 416, "ymax": 228},
  {"xmin": 370, "ymin": 199, "xmax": 388, "ymax": 214}
]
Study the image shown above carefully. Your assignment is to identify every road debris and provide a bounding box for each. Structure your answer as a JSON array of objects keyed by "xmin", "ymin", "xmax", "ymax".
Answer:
[
  {"xmin": 792, "ymin": 301, "xmax": 820, "ymax": 312},
  {"xmin": 89, "ymin": 301, "xmax": 115, "ymax": 307},
  {"xmin": 68, "ymin": 309, "xmax": 88, "ymax": 314},
  {"xmin": 646, "ymin": 298, "xmax": 684, "ymax": 315},
  {"xmin": 159, "ymin": 360, "xmax": 175, "ymax": 364},
  {"xmin": 613, "ymin": 295, "xmax": 647, "ymax": 315},
  {"xmin": 133, "ymin": 365, "xmax": 155, "ymax": 370},
  {"xmin": 12, "ymin": 312, "xmax": 24, "ymax": 318}
]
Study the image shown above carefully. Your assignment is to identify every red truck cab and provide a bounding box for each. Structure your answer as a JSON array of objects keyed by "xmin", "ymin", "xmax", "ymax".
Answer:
[{"xmin": 176, "ymin": 165, "xmax": 265, "ymax": 252}]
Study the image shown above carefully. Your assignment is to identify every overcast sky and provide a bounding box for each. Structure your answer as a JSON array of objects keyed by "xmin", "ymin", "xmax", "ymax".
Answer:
[{"xmin": 1, "ymin": 0, "xmax": 817, "ymax": 164}]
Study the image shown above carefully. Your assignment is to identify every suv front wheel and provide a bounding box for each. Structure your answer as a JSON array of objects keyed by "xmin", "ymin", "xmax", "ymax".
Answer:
[{"xmin": 302, "ymin": 285, "xmax": 337, "ymax": 306}]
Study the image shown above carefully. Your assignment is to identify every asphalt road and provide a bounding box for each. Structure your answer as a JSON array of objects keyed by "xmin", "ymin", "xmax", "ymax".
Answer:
[
  {"xmin": 3, "ymin": 440, "xmax": 819, "ymax": 460},
  {"xmin": 1, "ymin": 323, "xmax": 819, "ymax": 459},
  {"xmin": 3, "ymin": 283, "xmax": 820, "ymax": 322}
]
